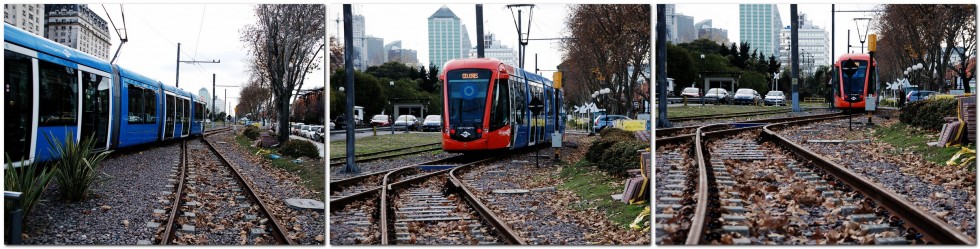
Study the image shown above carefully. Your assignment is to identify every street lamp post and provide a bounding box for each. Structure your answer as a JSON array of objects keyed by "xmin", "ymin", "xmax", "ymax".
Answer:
[{"xmin": 700, "ymin": 54, "xmax": 705, "ymax": 107}]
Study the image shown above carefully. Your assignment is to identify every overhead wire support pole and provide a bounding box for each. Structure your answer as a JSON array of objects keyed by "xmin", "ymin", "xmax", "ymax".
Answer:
[
  {"xmin": 507, "ymin": 4, "xmax": 535, "ymax": 69},
  {"xmin": 656, "ymin": 4, "xmax": 670, "ymax": 128},
  {"xmin": 343, "ymin": 4, "xmax": 358, "ymax": 174},
  {"xmin": 791, "ymin": 4, "xmax": 801, "ymax": 112},
  {"xmin": 175, "ymin": 43, "xmax": 220, "ymax": 88},
  {"xmin": 476, "ymin": 4, "xmax": 485, "ymax": 58}
]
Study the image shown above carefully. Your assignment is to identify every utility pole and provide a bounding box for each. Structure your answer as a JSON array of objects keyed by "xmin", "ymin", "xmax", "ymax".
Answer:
[
  {"xmin": 507, "ymin": 4, "xmax": 534, "ymax": 69},
  {"xmin": 476, "ymin": 4, "xmax": 485, "ymax": 58},
  {"xmin": 343, "ymin": 4, "xmax": 358, "ymax": 174},
  {"xmin": 175, "ymin": 42, "xmax": 220, "ymax": 88},
  {"xmin": 656, "ymin": 4, "xmax": 671, "ymax": 128},
  {"xmin": 791, "ymin": 4, "xmax": 801, "ymax": 112}
]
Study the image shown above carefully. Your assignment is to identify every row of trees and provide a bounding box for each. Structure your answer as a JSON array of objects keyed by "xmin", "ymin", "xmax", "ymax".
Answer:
[
  {"xmin": 876, "ymin": 4, "xmax": 976, "ymax": 93},
  {"xmin": 666, "ymin": 38, "xmax": 835, "ymax": 99},
  {"xmin": 560, "ymin": 4, "xmax": 651, "ymax": 117}
]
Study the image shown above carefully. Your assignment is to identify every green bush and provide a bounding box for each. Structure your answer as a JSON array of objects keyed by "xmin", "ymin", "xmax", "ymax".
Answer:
[
  {"xmin": 899, "ymin": 98, "xmax": 958, "ymax": 131},
  {"xmin": 596, "ymin": 140, "xmax": 650, "ymax": 177},
  {"xmin": 585, "ymin": 137, "xmax": 620, "ymax": 163},
  {"xmin": 279, "ymin": 139, "xmax": 321, "ymax": 159},
  {"xmin": 244, "ymin": 126, "xmax": 261, "ymax": 140},
  {"xmin": 4, "ymin": 154, "xmax": 56, "ymax": 221},
  {"xmin": 47, "ymin": 133, "xmax": 112, "ymax": 202},
  {"xmin": 599, "ymin": 128, "xmax": 635, "ymax": 140}
]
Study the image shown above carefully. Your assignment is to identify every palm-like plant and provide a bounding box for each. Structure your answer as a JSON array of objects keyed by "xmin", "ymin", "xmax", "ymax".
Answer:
[
  {"xmin": 45, "ymin": 132, "xmax": 112, "ymax": 202},
  {"xmin": 4, "ymin": 154, "xmax": 56, "ymax": 222}
]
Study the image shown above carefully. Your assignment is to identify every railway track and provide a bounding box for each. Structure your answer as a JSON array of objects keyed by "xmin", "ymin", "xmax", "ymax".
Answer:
[
  {"xmin": 656, "ymin": 114, "xmax": 975, "ymax": 245},
  {"xmin": 656, "ymin": 112, "xmax": 840, "ymax": 138},
  {"xmin": 667, "ymin": 108, "xmax": 795, "ymax": 123},
  {"xmin": 157, "ymin": 128, "xmax": 293, "ymax": 245},
  {"xmin": 329, "ymin": 143, "xmax": 443, "ymax": 167},
  {"xmin": 330, "ymin": 153, "xmax": 522, "ymax": 245}
]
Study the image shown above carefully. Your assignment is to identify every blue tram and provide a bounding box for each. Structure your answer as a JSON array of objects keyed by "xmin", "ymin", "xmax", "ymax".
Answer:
[{"xmin": 4, "ymin": 23, "xmax": 207, "ymax": 165}]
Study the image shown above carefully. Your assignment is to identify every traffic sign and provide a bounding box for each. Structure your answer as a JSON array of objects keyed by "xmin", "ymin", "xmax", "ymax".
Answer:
[
  {"xmin": 842, "ymin": 58, "xmax": 859, "ymax": 78},
  {"xmin": 528, "ymin": 97, "xmax": 544, "ymax": 115}
]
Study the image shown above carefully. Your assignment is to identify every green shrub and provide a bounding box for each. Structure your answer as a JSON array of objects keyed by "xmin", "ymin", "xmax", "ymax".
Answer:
[
  {"xmin": 599, "ymin": 127, "xmax": 635, "ymax": 140},
  {"xmin": 585, "ymin": 137, "xmax": 620, "ymax": 164},
  {"xmin": 47, "ymin": 133, "xmax": 112, "ymax": 202},
  {"xmin": 899, "ymin": 98, "xmax": 958, "ymax": 131},
  {"xmin": 4, "ymin": 154, "xmax": 56, "ymax": 221},
  {"xmin": 244, "ymin": 126, "xmax": 261, "ymax": 140},
  {"xmin": 596, "ymin": 140, "xmax": 650, "ymax": 177},
  {"xmin": 279, "ymin": 139, "xmax": 321, "ymax": 159}
]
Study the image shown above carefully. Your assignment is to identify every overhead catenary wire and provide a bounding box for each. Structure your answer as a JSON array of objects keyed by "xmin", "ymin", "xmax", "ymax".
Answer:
[{"xmin": 193, "ymin": 4, "xmax": 207, "ymax": 59}]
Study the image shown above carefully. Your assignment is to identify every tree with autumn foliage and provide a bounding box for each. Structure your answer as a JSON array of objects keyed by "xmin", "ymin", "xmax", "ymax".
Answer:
[
  {"xmin": 241, "ymin": 4, "xmax": 325, "ymax": 144},
  {"xmin": 291, "ymin": 88, "xmax": 324, "ymax": 124},
  {"xmin": 561, "ymin": 4, "xmax": 650, "ymax": 117},
  {"xmin": 876, "ymin": 4, "xmax": 976, "ymax": 93}
]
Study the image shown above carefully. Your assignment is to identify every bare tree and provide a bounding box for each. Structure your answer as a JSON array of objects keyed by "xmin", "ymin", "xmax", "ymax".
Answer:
[
  {"xmin": 242, "ymin": 4, "xmax": 325, "ymax": 143},
  {"xmin": 562, "ymin": 5, "xmax": 650, "ymax": 117},
  {"xmin": 877, "ymin": 5, "xmax": 976, "ymax": 92}
]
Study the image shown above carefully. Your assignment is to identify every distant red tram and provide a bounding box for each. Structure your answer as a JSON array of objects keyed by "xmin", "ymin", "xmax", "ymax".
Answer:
[{"xmin": 832, "ymin": 53, "xmax": 878, "ymax": 110}]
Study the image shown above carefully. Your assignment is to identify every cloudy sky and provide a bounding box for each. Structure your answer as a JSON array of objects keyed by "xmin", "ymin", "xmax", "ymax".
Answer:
[
  {"xmin": 672, "ymin": 3, "xmax": 881, "ymax": 65},
  {"xmin": 328, "ymin": 4, "xmax": 575, "ymax": 80},
  {"xmin": 92, "ymin": 4, "xmax": 325, "ymax": 114}
]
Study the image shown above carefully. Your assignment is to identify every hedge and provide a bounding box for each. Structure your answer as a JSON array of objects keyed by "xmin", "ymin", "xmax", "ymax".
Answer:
[
  {"xmin": 585, "ymin": 128, "xmax": 650, "ymax": 177},
  {"xmin": 279, "ymin": 139, "xmax": 321, "ymax": 159},
  {"xmin": 899, "ymin": 98, "xmax": 958, "ymax": 131},
  {"xmin": 244, "ymin": 126, "xmax": 261, "ymax": 140}
]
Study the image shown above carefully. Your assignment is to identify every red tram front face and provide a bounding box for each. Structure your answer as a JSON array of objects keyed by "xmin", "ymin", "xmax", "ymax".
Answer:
[
  {"xmin": 443, "ymin": 69, "xmax": 492, "ymax": 151},
  {"xmin": 834, "ymin": 55, "xmax": 877, "ymax": 109}
]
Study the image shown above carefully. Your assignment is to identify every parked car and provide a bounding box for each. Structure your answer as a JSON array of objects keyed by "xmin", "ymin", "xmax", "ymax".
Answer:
[
  {"xmin": 907, "ymin": 90, "xmax": 938, "ymax": 103},
  {"xmin": 329, "ymin": 121, "xmax": 335, "ymax": 130},
  {"xmin": 732, "ymin": 88, "xmax": 762, "ymax": 105},
  {"xmin": 593, "ymin": 115, "xmax": 631, "ymax": 132},
  {"xmin": 393, "ymin": 115, "xmax": 420, "ymax": 131},
  {"xmin": 764, "ymin": 90, "xmax": 786, "ymax": 106},
  {"xmin": 291, "ymin": 123, "xmax": 304, "ymax": 135},
  {"xmin": 313, "ymin": 126, "xmax": 325, "ymax": 142},
  {"xmin": 704, "ymin": 88, "xmax": 731, "ymax": 104},
  {"xmin": 299, "ymin": 125, "xmax": 313, "ymax": 138},
  {"xmin": 421, "ymin": 115, "xmax": 442, "ymax": 132},
  {"xmin": 370, "ymin": 114, "xmax": 390, "ymax": 127},
  {"xmin": 680, "ymin": 87, "xmax": 701, "ymax": 98}
]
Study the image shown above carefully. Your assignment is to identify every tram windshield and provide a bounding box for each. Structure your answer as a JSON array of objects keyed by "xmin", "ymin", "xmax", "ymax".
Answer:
[
  {"xmin": 840, "ymin": 60, "xmax": 868, "ymax": 95},
  {"xmin": 446, "ymin": 69, "xmax": 491, "ymax": 129}
]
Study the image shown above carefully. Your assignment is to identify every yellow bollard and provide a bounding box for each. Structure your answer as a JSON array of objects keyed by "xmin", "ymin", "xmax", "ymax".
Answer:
[
  {"xmin": 683, "ymin": 95, "xmax": 688, "ymax": 107},
  {"xmin": 373, "ymin": 126, "xmax": 377, "ymax": 136}
]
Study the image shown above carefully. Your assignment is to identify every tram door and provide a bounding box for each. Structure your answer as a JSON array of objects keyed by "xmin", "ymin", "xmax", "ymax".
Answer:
[
  {"xmin": 80, "ymin": 71, "xmax": 110, "ymax": 149},
  {"xmin": 165, "ymin": 94, "xmax": 176, "ymax": 139},
  {"xmin": 4, "ymin": 50, "xmax": 35, "ymax": 163},
  {"xmin": 181, "ymin": 98, "xmax": 190, "ymax": 137}
]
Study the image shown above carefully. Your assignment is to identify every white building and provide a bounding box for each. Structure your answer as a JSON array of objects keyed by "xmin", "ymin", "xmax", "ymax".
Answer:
[
  {"xmin": 351, "ymin": 14, "xmax": 367, "ymax": 71},
  {"xmin": 4, "ymin": 4, "xmax": 45, "ymax": 35},
  {"xmin": 44, "ymin": 4, "xmax": 111, "ymax": 60},
  {"xmin": 778, "ymin": 13, "xmax": 829, "ymax": 74},
  {"xmin": 468, "ymin": 33, "xmax": 518, "ymax": 66},
  {"xmin": 665, "ymin": 4, "xmax": 676, "ymax": 44}
]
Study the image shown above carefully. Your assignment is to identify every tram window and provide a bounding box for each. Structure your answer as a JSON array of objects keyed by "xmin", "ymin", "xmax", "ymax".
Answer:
[
  {"xmin": 38, "ymin": 60, "xmax": 78, "ymax": 126},
  {"xmin": 144, "ymin": 88, "xmax": 156, "ymax": 123},
  {"xmin": 183, "ymin": 99, "xmax": 190, "ymax": 123},
  {"xmin": 5, "ymin": 50, "xmax": 34, "ymax": 162},
  {"xmin": 194, "ymin": 102, "xmax": 203, "ymax": 120},
  {"xmin": 490, "ymin": 79, "xmax": 509, "ymax": 130},
  {"xmin": 127, "ymin": 85, "xmax": 144, "ymax": 123}
]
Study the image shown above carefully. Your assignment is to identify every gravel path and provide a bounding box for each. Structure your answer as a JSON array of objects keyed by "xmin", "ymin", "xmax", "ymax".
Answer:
[
  {"xmin": 777, "ymin": 117, "xmax": 977, "ymax": 239},
  {"xmin": 206, "ymin": 131, "xmax": 326, "ymax": 245},
  {"xmin": 23, "ymin": 144, "xmax": 180, "ymax": 245},
  {"xmin": 670, "ymin": 108, "xmax": 836, "ymax": 127}
]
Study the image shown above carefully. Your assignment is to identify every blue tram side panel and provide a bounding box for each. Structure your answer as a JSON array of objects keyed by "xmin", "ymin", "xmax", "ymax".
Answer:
[
  {"xmin": 117, "ymin": 67, "xmax": 163, "ymax": 147},
  {"xmin": 6, "ymin": 23, "xmax": 113, "ymax": 162}
]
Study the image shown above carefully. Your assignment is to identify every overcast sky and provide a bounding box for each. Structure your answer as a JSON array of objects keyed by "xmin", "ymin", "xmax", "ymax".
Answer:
[
  {"xmin": 92, "ymin": 4, "xmax": 325, "ymax": 114},
  {"xmin": 673, "ymin": 3, "xmax": 880, "ymax": 65},
  {"xmin": 328, "ymin": 4, "xmax": 573, "ymax": 80}
]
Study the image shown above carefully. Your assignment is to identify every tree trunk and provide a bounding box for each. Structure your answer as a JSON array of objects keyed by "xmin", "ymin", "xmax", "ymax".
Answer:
[{"xmin": 277, "ymin": 94, "xmax": 290, "ymax": 144}]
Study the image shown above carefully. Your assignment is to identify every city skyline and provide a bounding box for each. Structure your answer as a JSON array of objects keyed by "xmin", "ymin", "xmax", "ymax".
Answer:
[{"xmin": 330, "ymin": 4, "xmax": 570, "ymax": 80}]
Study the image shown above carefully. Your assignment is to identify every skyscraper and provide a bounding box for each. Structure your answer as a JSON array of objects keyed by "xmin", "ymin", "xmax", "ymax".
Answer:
[
  {"xmin": 365, "ymin": 36, "xmax": 385, "ymax": 68},
  {"xmin": 351, "ymin": 14, "xmax": 366, "ymax": 71},
  {"xmin": 665, "ymin": 4, "xmax": 676, "ymax": 44},
  {"xmin": 739, "ymin": 4, "xmax": 782, "ymax": 58},
  {"xmin": 696, "ymin": 19, "xmax": 729, "ymax": 45},
  {"xmin": 676, "ymin": 14, "xmax": 696, "ymax": 43},
  {"xmin": 427, "ymin": 6, "xmax": 463, "ymax": 70},
  {"xmin": 461, "ymin": 24, "xmax": 471, "ymax": 58}
]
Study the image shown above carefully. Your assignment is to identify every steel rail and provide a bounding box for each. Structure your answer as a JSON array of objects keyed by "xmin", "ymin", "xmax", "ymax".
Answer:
[
  {"xmin": 761, "ymin": 122, "xmax": 975, "ymax": 245},
  {"xmin": 329, "ymin": 142, "xmax": 441, "ymax": 162},
  {"xmin": 201, "ymin": 137, "xmax": 295, "ymax": 245},
  {"xmin": 329, "ymin": 147, "xmax": 444, "ymax": 167},
  {"xmin": 448, "ymin": 160, "xmax": 528, "ymax": 245},
  {"xmin": 657, "ymin": 112, "xmax": 840, "ymax": 137},
  {"xmin": 159, "ymin": 141, "xmax": 187, "ymax": 245},
  {"xmin": 685, "ymin": 114, "xmax": 847, "ymax": 244}
]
